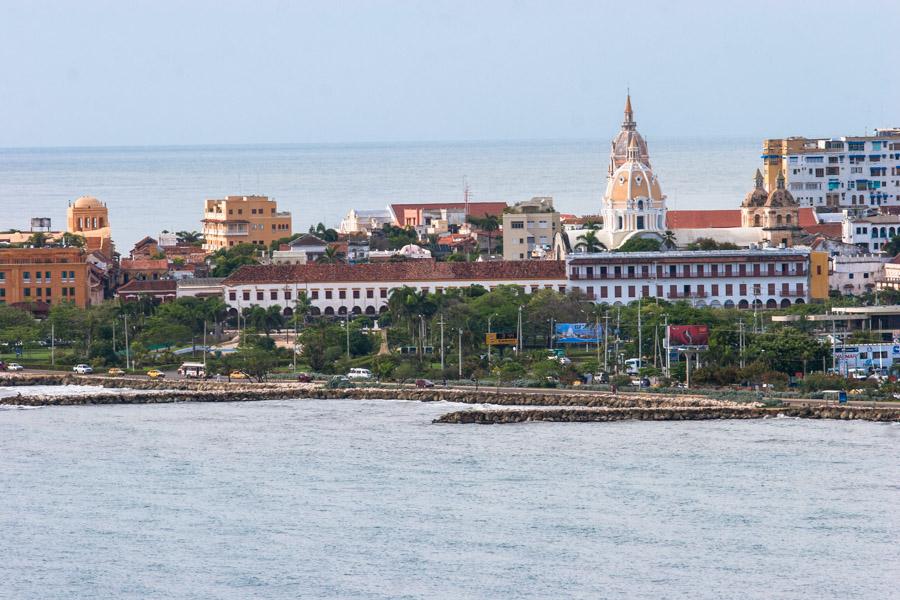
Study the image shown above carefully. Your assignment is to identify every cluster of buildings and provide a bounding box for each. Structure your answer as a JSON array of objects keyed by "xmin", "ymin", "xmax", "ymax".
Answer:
[{"xmin": 2, "ymin": 95, "xmax": 899, "ymax": 330}]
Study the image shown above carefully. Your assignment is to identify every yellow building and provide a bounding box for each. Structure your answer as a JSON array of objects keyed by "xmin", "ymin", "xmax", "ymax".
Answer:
[
  {"xmin": 202, "ymin": 195, "xmax": 292, "ymax": 252},
  {"xmin": 66, "ymin": 196, "xmax": 114, "ymax": 256},
  {"xmin": 0, "ymin": 247, "xmax": 91, "ymax": 310},
  {"xmin": 809, "ymin": 251, "xmax": 830, "ymax": 301}
]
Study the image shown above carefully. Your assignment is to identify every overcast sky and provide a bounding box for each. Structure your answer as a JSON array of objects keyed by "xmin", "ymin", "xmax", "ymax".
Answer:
[{"xmin": 1, "ymin": 0, "xmax": 897, "ymax": 147}]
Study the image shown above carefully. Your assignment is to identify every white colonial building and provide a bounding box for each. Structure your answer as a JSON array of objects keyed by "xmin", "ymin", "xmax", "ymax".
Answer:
[
  {"xmin": 841, "ymin": 210, "xmax": 900, "ymax": 252},
  {"xmin": 222, "ymin": 261, "xmax": 566, "ymax": 317},
  {"xmin": 566, "ymin": 248, "xmax": 826, "ymax": 309}
]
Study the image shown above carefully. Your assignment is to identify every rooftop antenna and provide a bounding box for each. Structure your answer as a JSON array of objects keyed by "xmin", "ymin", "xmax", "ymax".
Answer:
[{"xmin": 464, "ymin": 177, "xmax": 470, "ymax": 218}]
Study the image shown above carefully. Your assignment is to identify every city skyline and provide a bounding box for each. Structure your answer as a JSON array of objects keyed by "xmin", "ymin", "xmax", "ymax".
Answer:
[{"xmin": 1, "ymin": 0, "xmax": 898, "ymax": 148}]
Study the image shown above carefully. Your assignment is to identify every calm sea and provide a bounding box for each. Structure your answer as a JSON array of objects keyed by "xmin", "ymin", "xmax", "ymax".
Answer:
[
  {"xmin": 0, "ymin": 137, "xmax": 759, "ymax": 249},
  {"xmin": 1, "ymin": 399, "xmax": 897, "ymax": 599}
]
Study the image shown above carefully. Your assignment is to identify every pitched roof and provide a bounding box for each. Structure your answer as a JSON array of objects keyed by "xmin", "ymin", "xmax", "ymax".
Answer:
[
  {"xmin": 288, "ymin": 233, "xmax": 327, "ymax": 247},
  {"xmin": 666, "ymin": 210, "xmax": 741, "ymax": 229},
  {"xmin": 116, "ymin": 279, "xmax": 177, "ymax": 294},
  {"xmin": 798, "ymin": 208, "xmax": 817, "ymax": 227},
  {"xmin": 120, "ymin": 258, "xmax": 169, "ymax": 271},
  {"xmin": 224, "ymin": 260, "xmax": 566, "ymax": 285},
  {"xmin": 801, "ymin": 223, "xmax": 842, "ymax": 239}
]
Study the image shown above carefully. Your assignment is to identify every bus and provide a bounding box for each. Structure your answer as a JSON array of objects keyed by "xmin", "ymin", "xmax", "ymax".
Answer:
[{"xmin": 178, "ymin": 362, "xmax": 207, "ymax": 379}]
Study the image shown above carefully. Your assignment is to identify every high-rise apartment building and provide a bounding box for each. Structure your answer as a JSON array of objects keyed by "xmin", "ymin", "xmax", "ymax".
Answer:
[
  {"xmin": 762, "ymin": 129, "xmax": 900, "ymax": 210},
  {"xmin": 202, "ymin": 195, "xmax": 292, "ymax": 252}
]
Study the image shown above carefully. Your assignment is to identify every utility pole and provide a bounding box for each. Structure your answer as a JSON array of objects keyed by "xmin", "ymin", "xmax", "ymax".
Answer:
[
  {"xmin": 112, "ymin": 319, "xmax": 116, "ymax": 354},
  {"xmin": 346, "ymin": 314, "xmax": 351, "ymax": 360},
  {"xmin": 595, "ymin": 316, "xmax": 601, "ymax": 369},
  {"xmin": 831, "ymin": 310, "xmax": 836, "ymax": 373},
  {"xmin": 517, "ymin": 306, "xmax": 523, "ymax": 354},
  {"xmin": 548, "ymin": 317, "xmax": 554, "ymax": 350},
  {"xmin": 439, "ymin": 313, "xmax": 445, "ymax": 371},
  {"xmin": 738, "ymin": 320, "xmax": 745, "ymax": 369},
  {"xmin": 292, "ymin": 309, "xmax": 298, "ymax": 372},
  {"xmin": 615, "ymin": 306, "xmax": 621, "ymax": 373},
  {"xmin": 124, "ymin": 315, "xmax": 130, "ymax": 371},
  {"xmin": 458, "ymin": 328, "xmax": 463, "ymax": 379},
  {"xmin": 203, "ymin": 321, "xmax": 208, "ymax": 370},
  {"xmin": 603, "ymin": 312, "xmax": 610, "ymax": 372},
  {"xmin": 637, "ymin": 297, "xmax": 642, "ymax": 369},
  {"xmin": 51, "ymin": 322, "xmax": 55, "ymax": 367},
  {"xmin": 664, "ymin": 314, "xmax": 670, "ymax": 379}
]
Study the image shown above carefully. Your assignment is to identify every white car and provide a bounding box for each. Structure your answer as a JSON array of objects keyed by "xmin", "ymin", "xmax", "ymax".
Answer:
[
  {"xmin": 347, "ymin": 368, "xmax": 373, "ymax": 380},
  {"xmin": 6, "ymin": 363, "xmax": 24, "ymax": 371},
  {"xmin": 73, "ymin": 364, "xmax": 93, "ymax": 374}
]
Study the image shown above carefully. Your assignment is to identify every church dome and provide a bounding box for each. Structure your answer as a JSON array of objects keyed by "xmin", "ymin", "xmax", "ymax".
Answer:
[
  {"xmin": 609, "ymin": 94, "xmax": 650, "ymax": 174},
  {"xmin": 742, "ymin": 169, "xmax": 768, "ymax": 208},
  {"xmin": 765, "ymin": 171, "xmax": 797, "ymax": 207},
  {"xmin": 73, "ymin": 196, "xmax": 103, "ymax": 209},
  {"xmin": 606, "ymin": 159, "xmax": 664, "ymax": 205}
]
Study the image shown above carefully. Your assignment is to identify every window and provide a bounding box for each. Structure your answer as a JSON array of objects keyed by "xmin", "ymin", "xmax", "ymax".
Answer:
[
  {"xmin": 243, "ymin": 291, "xmax": 250, "ymax": 301},
  {"xmin": 600, "ymin": 287, "xmax": 608, "ymax": 298},
  {"xmin": 353, "ymin": 290, "xmax": 360, "ymax": 299},
  {"xmin": 725, "ymin": 284, "xmax": 733, "ymax": 296},
  {"xmin": 325, "ymin": 290, "xmax": 332, "ymax": 300},
  {"xmin": 511, "ymin": 221, "xmax": 524, "ymax": 229},
  {"xmin": 311, "ymin": 290, "xmax": 319, "ymax": 300},
  {"xmin": 229, "ymin": 291, "xmax": 236, "ymax": 301},
  {"xmin": 284, "ymin": 290, "xmax": 292, "ymax": 301},
  {"xmin": 614, "ymin": 285, "xmax": 621, "ymax": 298},
  {"xmin": 24, "ymin": 288, "xmax": 31, "ymax": 297},
  {"xmin": 270, "ymin": 290, "xmax": 278, "ymax": 300},
  {"xmin": 23, "ymin": 271, "xmax": 30, "ymax": 282},
  {"xmin": 0, "ymin": 272, "xmax": 4, "ymax": 283},
  {"xmin": 256, "ymin": 291, "xmax": 264, "ymax": 301},
  {"xmin": 380, "ymin": 289, "xmax": 387, "ymax": 298},
  {"xmin": 366, "ymin": 289, "xmax": 374, "ymax": 299},
  {"xmin": 339, "ymin": 290, "xmax": 346, "ymax": 299},
  {"xmin": 628, "ymin": 285, "xmax": 635, "ymax": 297}
]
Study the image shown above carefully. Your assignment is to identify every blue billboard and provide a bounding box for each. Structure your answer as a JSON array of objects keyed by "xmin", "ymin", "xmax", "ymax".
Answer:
[{"xmin": 555, "ymin": 323, "xmax": 602, "ymax": 344}]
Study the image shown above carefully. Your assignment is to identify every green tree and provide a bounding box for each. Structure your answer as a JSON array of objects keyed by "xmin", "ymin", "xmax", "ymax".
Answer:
[
  {"xmin": 615, "ymin": 237, "xmax": 661, "ymax": 252},
  {"xmin": 209, "ymin": 243, "xmax": 261, "ymax": 277},
  {"xmin": 60, "ymin": 232, "xmax": 86, "ymax": 248},
  {"xmin": 881, "ymin": 235, "xmax": 900, "ymax": 256},
  {"xmin": 575, "ymin": 229, "xmax": 607, "ymax": 253},
  {"xmin": 176, "ymin": 231, "xmax": 204, "ymax": 246},
  {"xmin": 27, "ymin": 232, "xmax": 47, "ymax": 247},
  {"xmin": 316, "ymin": 246, "xmax": 343, "ymax": 264},
  {"xmin": 309, "ymin": 223, "xmax": 339, "ymax": 242},
  {"xmin": 685, "ymin": 237, "xmax": 739, "ymax": 251},
  {"xmin": 467, "ymin": 214, "xmax": 501, "ymax": 254}
]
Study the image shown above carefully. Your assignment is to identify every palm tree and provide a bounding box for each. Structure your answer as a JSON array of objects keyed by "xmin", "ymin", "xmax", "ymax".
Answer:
[
  {"xmin": 468, "ymin": 214, "xmax": 501, "ymax": 254},
  {"xmin": 575, "ymin": 230, "xmax": 606, "ymax": 253},
  {"xmin": 176, "ymin": 231, "xmax": 204, "ymax": 246},
  {"xmin": 662, "ymin": 229, "xmax": 677, "ymax": 249},
  {"xmin": 316, "ymin": 246, "xmax": 343, "ymax": 264}
]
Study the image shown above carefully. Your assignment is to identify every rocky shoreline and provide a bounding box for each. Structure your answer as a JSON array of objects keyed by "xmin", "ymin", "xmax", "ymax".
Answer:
[
  {"xmin": 2, "ymin": 373, "xmax": 898, "ymax": 423},
  {"xmin": 434, "ymin": 405, "xmax": 900, "ymax": 424}
]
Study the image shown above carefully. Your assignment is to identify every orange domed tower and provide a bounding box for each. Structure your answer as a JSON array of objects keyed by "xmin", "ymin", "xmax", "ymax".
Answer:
[
  {"xmin": 608, "ymin": 93, "xmax": 650, "ymax": 176},
  {"xmin": 67, "ymin": 196, "xmax": 113, "ymax": 254}
]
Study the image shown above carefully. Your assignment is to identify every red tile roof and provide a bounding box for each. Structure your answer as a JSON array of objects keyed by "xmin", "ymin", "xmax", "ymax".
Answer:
[
  {"xmin": 116, "ymin": 279, "xmax": 177, "ymax": 294},
  {"xmin": 120, "ymin": 258, "xmax": 169, "ymax": 271},
  {"xmin": 224, "ymin": 260, "xmax": 566, "ymax": 285},
  {"xmin": 798, "ymin": 208, "xmax": 817, "ymax": 227},
  {"xmin": 666, "ymin": 210, "xmax": 741, "ymax": 229},
  {"xmin": 801, "ymin": 223, "xmax": 842, "ymax": 239}
]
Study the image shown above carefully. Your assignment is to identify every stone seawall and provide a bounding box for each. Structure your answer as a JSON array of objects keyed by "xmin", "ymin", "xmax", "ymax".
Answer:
[{"xmin": 434, "ymin": 406, "xmax": 900, "ymax": 424}]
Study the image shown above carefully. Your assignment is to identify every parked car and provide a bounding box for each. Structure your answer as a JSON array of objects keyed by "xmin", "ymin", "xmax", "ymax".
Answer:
[
  {"xmin": 73, "ymin": 364, "xmax": 93, "ymax": 374},
  {"xmin": 229, "ymin": 371, "xmax": 249, "ymax": 380},
  {"xmin": 415, "ymin": 378, "xmax": 435, "ymax": 388},
  {"xmin": 347, "ymin": 368, "xmax": 373, "ymax": 380},
  {"xmin": 296, "ymin": 373, "xmax": 312, "ymax": 383},
  {"xmin": 6, "ymin": 363, "xmax": 24, "ymax": 371},
  {"xmin": 107, "ymin": 367, "xmax": 125, "ymax": 377},
  {"xmin": 146, "ymin": 369, "xmax": 166, "ymax": 379}
]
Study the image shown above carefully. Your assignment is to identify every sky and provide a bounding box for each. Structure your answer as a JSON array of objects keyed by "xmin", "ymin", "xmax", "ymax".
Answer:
[{"xmin": 1, "ymin": 0, "xmax": 898, "ymax": 148}]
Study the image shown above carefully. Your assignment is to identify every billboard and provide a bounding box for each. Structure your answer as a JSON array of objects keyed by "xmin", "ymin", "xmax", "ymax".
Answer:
[
  {"xmin": 486, "ymin": 332, "xmax": 518, "ymax": 346},
  {"xmin": 555, "ymin": 323, "xmax": 602, "ymax": 344},
  {"xmin": 668, "ymin": 325, "xmax": 709, "ymax": 347}
]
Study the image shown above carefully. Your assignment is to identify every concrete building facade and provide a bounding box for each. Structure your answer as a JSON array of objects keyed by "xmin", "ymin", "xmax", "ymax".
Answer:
[
  {"xmin": 202, "ymin": 195, "xmax": 292, "ymax": 252},
  {"xmin": 502, "ymin": 197, "xmax": 561, "ymax": 260},
  {"xmin": 762, "ymin": 129, "xmax": 900, "ymax": 209},
  {"xmin": 0, "ymin": 247, "xmax": 91, "ymax": 309}
]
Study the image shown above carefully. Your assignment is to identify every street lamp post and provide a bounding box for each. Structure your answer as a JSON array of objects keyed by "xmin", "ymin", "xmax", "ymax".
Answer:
[{"xmin": 458, "ymin": 328, "xmax": 463, "ymax": 379}]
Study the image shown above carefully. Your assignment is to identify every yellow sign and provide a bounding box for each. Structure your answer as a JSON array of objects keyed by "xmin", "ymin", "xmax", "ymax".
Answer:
[{"xmin": 486, "ymin": 333, "xmax": 517, "ymax": 346}]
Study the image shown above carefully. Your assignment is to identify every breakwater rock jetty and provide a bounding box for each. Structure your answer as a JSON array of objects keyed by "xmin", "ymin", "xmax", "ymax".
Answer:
[{"xmin": 434, "ymin": 405, "xmax": 900, "ymax": 424}]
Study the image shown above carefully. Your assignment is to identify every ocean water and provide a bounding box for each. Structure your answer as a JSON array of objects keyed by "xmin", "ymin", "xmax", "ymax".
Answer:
[
  {"xmin": 0, "ymin": 399, "xmax": 897, "ymax": 599},
  {"xmin": 0, "ymin": 137, "xmax": 759, "ymax": 249}
]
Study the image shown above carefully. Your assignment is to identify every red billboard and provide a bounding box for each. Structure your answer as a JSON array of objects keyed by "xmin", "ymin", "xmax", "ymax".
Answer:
[{"xmin": 668, "ymin": 325, "xmax": 709, "ymax": 347}]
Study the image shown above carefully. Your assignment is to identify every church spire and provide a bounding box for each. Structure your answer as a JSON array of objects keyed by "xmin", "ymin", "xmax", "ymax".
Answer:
[
  {"xmin": 622, "ymin": 92, "xmax": 635, "ymax": 130},
  {"xmin": 754, "ymin": 168, "xmax": 764, "ymax": 190},
  {"xmin": 776, "ymin": 170, "xmax": 786, "ymax": 190}
]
